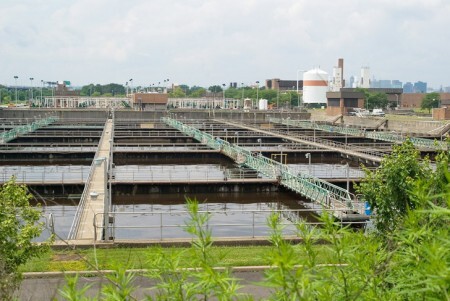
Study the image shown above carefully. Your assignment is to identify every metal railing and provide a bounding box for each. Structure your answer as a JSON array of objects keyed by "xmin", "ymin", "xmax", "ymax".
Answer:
[
  {"xmin": 0, "ymin": 116, "xmax": 59, "ymax": 144},
  {"xmin": 0, "ymin": 166, "xmax": 88, "ymax": 184},
  {"xmin": 94, "ymin": 208, "xmax": 368, "ymax": 241},
  {"xmin": 162, "ymin": 117, "xmax": 367, "ymax": 219},
  {"xmin": 67, "ymin": 119, "xmax": 109, "ymax": 240},
  {"xmin": 271, "ymin": 117, "xmax": 447, "ymax": 151}
]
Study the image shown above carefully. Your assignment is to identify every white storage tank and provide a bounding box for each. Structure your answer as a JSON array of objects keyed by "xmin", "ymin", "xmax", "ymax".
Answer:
[
  {"xmin": 258, "ymin": 99, "xmax": 268, "ymax": 110},
  {"xmin": 303, "ymin": 68, "xmax": 328, "ymax": 104},
  {"xmin": 243, "ymin": 98, "xmax": 252, "ymax": 110}
]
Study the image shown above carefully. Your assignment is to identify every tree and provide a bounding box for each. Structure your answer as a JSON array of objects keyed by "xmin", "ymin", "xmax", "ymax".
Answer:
[
  {"xmin": 367, "ymin": 92, "xmax": 388, "ymax": 110},
  {"xmin": 421, "ymin": 92, "xmax": 440, "ymax": 113},
  {"xmin": 356, "ymin": 139, "xmax": 432, "ymax": 233},
  {"xmin": 208, "ymin": 85, "xmax": 223, "ymax": 93},
  {"xmin": 190, "ymin": 87, "xmax": 206, "ymax": 98},
  {"xmin": 169, "ymin": 87, "xmax": 186, "ymax": 98},
  {"xmin": 0, "ymin": 179, "xmax": 50, "ymax": 300}
]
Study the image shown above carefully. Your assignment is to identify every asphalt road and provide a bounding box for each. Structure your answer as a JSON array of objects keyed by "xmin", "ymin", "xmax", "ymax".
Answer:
[{"xmin": 18, "ymin": 270, "xmax": 272, "ymax": 300}]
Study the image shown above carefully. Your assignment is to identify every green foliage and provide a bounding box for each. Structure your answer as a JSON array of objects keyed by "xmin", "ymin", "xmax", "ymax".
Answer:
[
  {"xmin": 190, "ymin": 87, "xmax": 206, "ymax": 98},
  {"xmin": 421, "ymin": 92, "xmax": 441, "ymax": 113},
  {"xmin": 208, "ymin": 85, "xmax": 223, "ymax": 93},
  {"xmin": 58, "ymin": 178, "xmax": 450, "ymax": 300},
  {"xmin": 385, "ymin": 179, "xmax": 450, "ymax": 299},
  {"xmin": 101, "ymin": 265, "xmax": 136, "ymax": 300},
  {"xmin": 80, "ymin": 83, "xmax": 125, "ymax": 97},
  {"xmin": 356, "ymin": 89, "xmax": 389, "ymax": 110},
  {"xmin": 367, "ymin": 92, "xmax": 388, "ymax": 110},
  {"xmin": 356, "ymin": 139, "xmax": 431, "ymax": 233},
  {"xmin": 59, "ymin": 274, "xmax": 94, "ymax": 301},
  {"xmin": 169, "ymin": 87, "xmax": 186, "ymax": 98},
  {"xmin": 263, "ymin": 213, "xmax": 310, "ymax": 300},
  {"xmin": 184, "ymin": 199, "xmax": 243, "ymax": 300},
  {"xmin": 0, "ymin": 179, "xmax": 50, "ymax": 300}
]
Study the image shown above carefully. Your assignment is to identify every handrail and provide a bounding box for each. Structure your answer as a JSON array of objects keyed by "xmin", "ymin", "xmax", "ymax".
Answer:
[
  {"xmin": 67, "ymin": 119, "xmax": 109, "ymax": 240},
  {"xmin": 162, "ymin": 117, "xmax": 366, "ymax": 219},
  {"xmin": 0, "ymin": 116, "xmax": 59, "ymax": 144},
  {"xmin": 271, "ymin": 117, "xmax": 447, "ymax": 151},
  {"xmin": 94, "ymin": 209, "xmax": 369, "ymax": 241}
]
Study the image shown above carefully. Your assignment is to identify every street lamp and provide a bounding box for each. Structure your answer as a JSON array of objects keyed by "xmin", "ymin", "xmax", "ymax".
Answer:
[
  {"xmin": 14, "ymin": 76, "xmax": 18, "ymax": 104},
  {"xmin": 276, "ymin": 80, "xmax": 280, "ymax": 110},
  {"xmin": 129, "ymin": 79, "xmax": 133, "ymax": 94},
  {"xmin": 29, "ymin": 77, "xmax": 34, "ymax": 101},
  {"xmin": 256, "ymin": 81, "xmax": 260, "ymax": 109},
  {"xmin": 241, "ymin": 82, "xmax": 245, "ymax": 103},
  {"xmin": 345, "ymin": 124, "xmax": 349, "ymax": 145},
  {"xmin": 257, "ymin": 138, "xmax": 262, "ymax": 154},
  {"xmin": 224, "ymin": 128, "xmax": 227, "ymax": 142},
  {"xmin": 305, "ymin": 152, "xmax": 311, "ymax": 174},
  {"xmin": 222, "ymin": 84, "xmax": 226, "ymax": 107},
  {"xmin": 235, "ymin": 131, "xmax": 239, "ymax": 145},
  {"xmin": 286, "ymin": 117, "xmax": 290, "ymax": 135},
  {"xmin": 345, "ymin": 163, "xmax": 349, "ymax": 191},
  {"xmin": 40, "ymin": 80, "xmax": 43, "ymax": 105}
]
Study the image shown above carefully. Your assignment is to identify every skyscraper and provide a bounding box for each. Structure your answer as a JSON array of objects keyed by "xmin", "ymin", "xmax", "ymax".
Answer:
[{"xmin": 413, "ymin": 81, "xmax": 427, "ymax": 93}]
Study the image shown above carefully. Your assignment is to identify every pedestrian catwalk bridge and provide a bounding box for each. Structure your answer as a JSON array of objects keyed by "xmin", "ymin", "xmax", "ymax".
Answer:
[
  {"xmin": 162, "ymin": 117, "xmax": 368, "ymax": 221},
  {"xmin": 0, "ymin": 116, "xmax": 58, "ymax": 144},
  {"xmin": 68, "ymin": 119, "xmax": 113, "ymax": 241},
  {"xmin": 270, "ymin": 117, "xmax": 447, "ymax": 151}
]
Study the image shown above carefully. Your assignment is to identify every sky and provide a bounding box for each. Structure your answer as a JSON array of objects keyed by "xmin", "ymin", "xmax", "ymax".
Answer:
[{"xmin": 1, "ymin": 0, "xmax": 449, "ymax": 89}]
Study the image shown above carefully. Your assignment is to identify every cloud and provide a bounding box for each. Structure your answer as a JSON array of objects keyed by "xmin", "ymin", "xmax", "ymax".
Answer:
[{"xmin": 0, "ymin": 0, "xmax": 448, "ymax": 88}]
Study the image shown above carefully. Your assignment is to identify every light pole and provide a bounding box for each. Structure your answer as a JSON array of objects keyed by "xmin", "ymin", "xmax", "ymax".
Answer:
[
  {"xmin": 305, "ymin": 152, "xmax": 311, "ymax": 174},
  {"xmin": 345, "ymin": 124, "xmax": 349, "ymax": 145},
  {"xmin": 29, "ymin": 77, "xmax": 34, "ymax": 102},
  {"xmin": 14, "ymin": 76, "xmax": 18, "ymax": 104},
  {"xmin": 129, "ymin": 78, "xmax": 133, "ymax": 94},
  {"xmin": 241, "ymin": 82, "xmax": 244, "ymax": 106},
  {"xmin": 276, "ymin": 80, "xmax": 280, "ymax": 110},
  {"xmin": 235, "ymin": 131, "xmax": 239, "ymax": 145},
  {"xmin": 287, "ymin": 117, "xmax": 290, "ymax": 135},
  {"xmin": 222, "ymin": 84, "xmax": 226, "ymax": 108},
  {"xmin": 257, "ymin": 138, "xmax": 262, "ymax": 154},
  {"xmin": 313, "ymin": 121, "xmax": 316, "ymax": 142},
  {"xmin": 224, "ymin": 128, "xmax": 227, "ymax": 142},
  {"xmin": 345, "ymin": 163, "xmax": 349, "ymax": 191},
  {"xmin": 40, "ymin": 80, "xmax": 43, "ymax": 106},
  {"xmin": 256, "ymin": 81, "xmax": 260, "ymax": 109}
]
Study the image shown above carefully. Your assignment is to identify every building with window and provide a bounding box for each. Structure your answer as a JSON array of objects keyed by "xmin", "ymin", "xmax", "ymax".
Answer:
[{"xmin": 413, "ymin": 81, "xmax": 427, "ymax": 93}]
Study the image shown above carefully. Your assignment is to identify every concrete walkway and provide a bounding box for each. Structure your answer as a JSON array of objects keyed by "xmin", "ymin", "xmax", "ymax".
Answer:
[
  {"xmin": 216, "ymin": 119, "xmax": 382, "ymax": 163},
  {"xmin": 76, "ymin": 119, "xmax": 113, "ymax": 240}
]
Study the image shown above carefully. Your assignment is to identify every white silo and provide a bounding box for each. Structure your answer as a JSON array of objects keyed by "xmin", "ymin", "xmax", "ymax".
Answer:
[
  {"xmin": 258, "ymin": 99, "xmax": 268, "ymax": 110},
  {"xmin": 302, "ymin": 68, "xmax": 328, "ymax": 104}
]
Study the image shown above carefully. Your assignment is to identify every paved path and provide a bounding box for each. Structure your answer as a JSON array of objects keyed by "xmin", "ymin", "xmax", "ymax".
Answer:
[
  {"xmin": 18, "ymin": 270, "xmax": 270, "ymax": 300},
  {"xmin": 76, "ymin": 120, "xmax": 113, "ymax": 240}
]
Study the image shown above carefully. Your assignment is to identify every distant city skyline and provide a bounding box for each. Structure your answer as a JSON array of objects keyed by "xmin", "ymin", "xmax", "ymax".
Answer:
[{"xmin": 1, "ymin": 0, "xmax": 449, "ymax": 89}]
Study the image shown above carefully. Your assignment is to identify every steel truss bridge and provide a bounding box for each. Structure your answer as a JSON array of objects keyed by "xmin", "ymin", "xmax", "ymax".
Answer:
[
  {"xmin": 270, "ymin": 117, "xmax": 447, "ymax": 151},
  {"xmin": 162, "ymin": 117, "xmax": 368, "ymax": 221}
]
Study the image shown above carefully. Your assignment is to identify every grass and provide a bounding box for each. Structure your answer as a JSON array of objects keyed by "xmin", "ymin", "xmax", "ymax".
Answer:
[{"xmin": 19, "ymin": 245, "xmax": 330, "ymax": 273}]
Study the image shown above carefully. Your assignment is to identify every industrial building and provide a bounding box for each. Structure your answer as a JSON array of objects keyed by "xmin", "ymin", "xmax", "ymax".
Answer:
[{"xmin": 132, "ymin": 93, "xmax": 168, "ymax": 111}]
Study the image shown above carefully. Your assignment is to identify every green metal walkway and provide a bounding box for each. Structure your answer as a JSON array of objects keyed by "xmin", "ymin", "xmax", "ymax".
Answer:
[
  {"xmin": 270, "ymin": 117, "xmax": 447, "ymax": 151},
  {"xmin": 0, "ymin": 116, "xmax": 59, "ymax": 144},
  {"xmin": 162, "ymin": 117, "xmax": 367, "ymax": 221}
]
